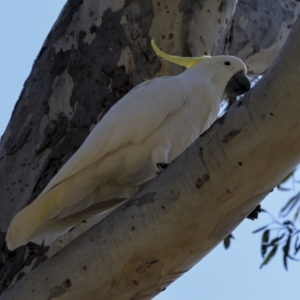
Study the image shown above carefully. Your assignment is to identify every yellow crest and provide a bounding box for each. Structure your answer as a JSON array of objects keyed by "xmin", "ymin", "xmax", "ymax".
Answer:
[{"xmin": 151, "ymin": 39, "xmax": 210, "ymax": 68}]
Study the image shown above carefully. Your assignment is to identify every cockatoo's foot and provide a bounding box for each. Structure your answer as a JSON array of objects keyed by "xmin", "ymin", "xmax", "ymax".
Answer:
[
  {"xmin": 156, "ymin": 163, "xmax": 169, "ymax": 174},
  {"xmin": 157, "ymin": 163, "xmax": 168, "ymax": 170}
]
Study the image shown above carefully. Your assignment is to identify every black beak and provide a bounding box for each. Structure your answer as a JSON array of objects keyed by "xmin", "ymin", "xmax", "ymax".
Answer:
[{"xmin": 225, "ymin": 71, "xmax": 251, "ymax": 97}]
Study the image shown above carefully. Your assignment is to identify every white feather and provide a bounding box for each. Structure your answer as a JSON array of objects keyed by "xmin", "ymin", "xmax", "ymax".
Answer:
[{"xmin": 6, "ymin": 55, "xmax": 248, "ymax": 250}]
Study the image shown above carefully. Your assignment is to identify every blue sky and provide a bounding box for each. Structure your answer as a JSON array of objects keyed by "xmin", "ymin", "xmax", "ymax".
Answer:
[{"xmin": 0, "ymin": 2, "xmax": 299, "ymax": 299}]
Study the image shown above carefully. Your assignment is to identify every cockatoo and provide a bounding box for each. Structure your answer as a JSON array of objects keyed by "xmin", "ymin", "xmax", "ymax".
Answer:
[{"xmin": 6, "ymin": 40, "xmax": 250, "ymax": 250}]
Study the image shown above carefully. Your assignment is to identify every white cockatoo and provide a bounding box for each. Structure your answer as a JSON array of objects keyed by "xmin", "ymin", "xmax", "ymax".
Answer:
[{"xmin": 6, "ymin": 40, "xmax": 250, "ymax": 250}]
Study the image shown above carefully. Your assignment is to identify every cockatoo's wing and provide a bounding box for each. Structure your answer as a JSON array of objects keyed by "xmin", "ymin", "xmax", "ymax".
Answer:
[
  {"xmin": 44, "ymin": 76, "xmax": 190, "ymax": 193},
  {"xmin": 6, "ymin": 76, "xmax": 191, "ymax": 249}
]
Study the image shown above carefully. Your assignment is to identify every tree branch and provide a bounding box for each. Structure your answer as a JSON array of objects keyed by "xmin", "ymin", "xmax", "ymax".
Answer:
[{"xmin": 2, "ymin": 12, "xmax": 300, "ymax": 300}]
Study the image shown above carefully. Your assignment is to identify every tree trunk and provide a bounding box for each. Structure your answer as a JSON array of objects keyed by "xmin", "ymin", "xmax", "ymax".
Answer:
[
  {"xmin": 228, "ymin": 0, "xmax": 300, "ymax": 75},
  {"xmin": 0, "ymin": 0, "xmax": 299, "ymax": 298}
]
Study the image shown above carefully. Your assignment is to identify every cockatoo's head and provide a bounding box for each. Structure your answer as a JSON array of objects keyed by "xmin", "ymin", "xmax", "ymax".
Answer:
[
  {"xmin": 151, "ymin": 40, "xmax": 250, "ymax": 97},
  {"xmin": 200, "ymin": 55, "xmax": 250, "ymax": 97}
]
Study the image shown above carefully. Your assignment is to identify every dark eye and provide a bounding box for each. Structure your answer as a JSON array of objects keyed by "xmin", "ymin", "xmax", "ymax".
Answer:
[{"xmin": 224, "ymin": 61, "xmax": 231, "ymax": 66}]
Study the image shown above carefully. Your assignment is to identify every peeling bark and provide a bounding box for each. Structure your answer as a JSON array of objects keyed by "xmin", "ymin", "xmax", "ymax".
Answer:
[{"xmin": 1, "ymin": 0, "xmax": 300, "ymax": 298}]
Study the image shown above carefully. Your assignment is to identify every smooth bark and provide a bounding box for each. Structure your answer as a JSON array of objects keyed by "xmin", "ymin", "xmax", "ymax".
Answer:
[{"xmin": 1, "ymin": 0, "xmax": 300, "ymax": 298}]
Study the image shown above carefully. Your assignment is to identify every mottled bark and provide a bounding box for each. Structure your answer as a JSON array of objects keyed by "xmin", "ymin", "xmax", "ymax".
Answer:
[
  {"xmin": 0, "ymin": 0, "xmax": 299, "ymax": 298},
  {"xmin": 175, "ymin": 0, "xmax": 300, "ymax": 74},
  {"xmin": 229, "ymin": 0, "xmax": 300, "ymax": 74}
]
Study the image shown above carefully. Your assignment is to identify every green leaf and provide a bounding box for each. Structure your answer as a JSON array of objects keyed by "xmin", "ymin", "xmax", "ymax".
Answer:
[
  {"xmin": 223, "ymin": 234, "xmax": 234, "ymax": 249},
  {"xmin": 283, "ymin": 220, "xmax": 294, "ymax": 227},
  {"xmin": 269, "ymin": 234, "xmax": 285, "ymax": 246},
  {"xmin": 260, "ymin": 245, "xmax": 278, "ymax": 268},
  {"xmin": 287, "ymin": 254, "xmax": 299, "ymax": 261},
  {"xmin": 262, "ymin": 230, "xmax": 270, "ymax": 244},
  {"xmin": 279, "ymin": 170, "xmax": 295, "ymax": 185},
  {"xmin": 293, "ymin": 206, "xmax": 300, "ymax": 220},
  {"xmin": 277, "ymin": 169, "xmax": 296, "ymax": 192},
  {"xmin": 261, "ymin": 230, "xmax": 270, "ymax": 257},
  {"xmin": 277, "ymin": 186, "xmax": 291, "ymax": 191},
  {"xmin": 280, "ymin": 193, "xmax": 300, "ymax": 217},
  {"xmin": 294, "ymin": 236, "xmax": 300, "ymax": 255},
  {"xmin": 283, "ymin": 235, "xmax": 291, "ymax": 270},
  {"xmin": 261, "ymin": 244, "xmax": 267, "ymax": 257},
  {"xmin": 252, "ymin": 225, "xmax": 269, "ymax": 234}
]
